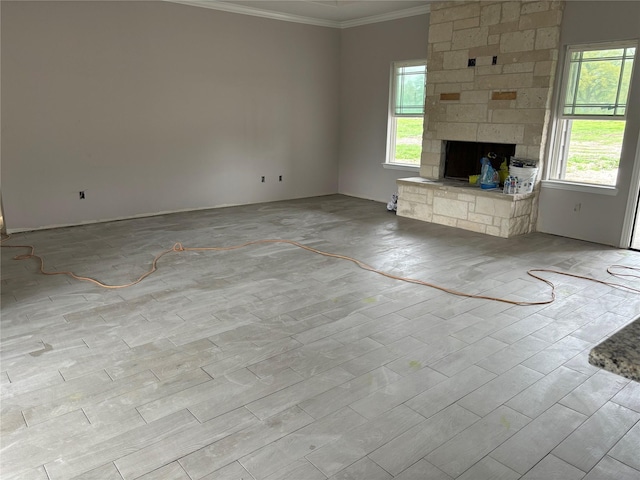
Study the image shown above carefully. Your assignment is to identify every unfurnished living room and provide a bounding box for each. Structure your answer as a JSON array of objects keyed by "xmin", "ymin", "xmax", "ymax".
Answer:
[{"xmin": 1, "ymin": 1, "xmax": 640, "ymax": 479}]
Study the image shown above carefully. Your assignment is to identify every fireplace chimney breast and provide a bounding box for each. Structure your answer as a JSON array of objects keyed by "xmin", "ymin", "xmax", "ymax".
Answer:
[{"xmin": 419, "ymin": 0, "xmax": 564, "ymax": 181}]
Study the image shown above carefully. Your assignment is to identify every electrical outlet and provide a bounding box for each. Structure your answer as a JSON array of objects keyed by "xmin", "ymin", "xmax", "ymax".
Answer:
[
  {"xmin": 79, "ymin": 191, "xmax": 85, "ymax": 200},
  {"xmin": 279, "ymin": 175, "xmax": 283, "ymax": 182},
  {"xmin": 261, "ymin": 176, "xmax": 265, "ymax": 183}
]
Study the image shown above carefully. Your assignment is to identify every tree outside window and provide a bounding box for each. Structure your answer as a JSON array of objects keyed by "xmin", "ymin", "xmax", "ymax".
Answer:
[{"xmin": 551, "ymin": 43, "xmax": 636, "ymax": 186}]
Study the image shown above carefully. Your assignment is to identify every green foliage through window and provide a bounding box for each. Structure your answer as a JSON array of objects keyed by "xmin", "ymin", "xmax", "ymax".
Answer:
[
  {"xmin": 394, "ymin": 63, "xmax": 426, "ymax": 116},
  {"xmin": 563, "ymin": 46, "xmax": 636, "ymax": 116},
  {"xmin": 388, "ymin": 60, "xmax": 426, "ymax": 165},
  {"xmin": 552, "ymin": 42, "xmax": 636, "ymax": 187}
]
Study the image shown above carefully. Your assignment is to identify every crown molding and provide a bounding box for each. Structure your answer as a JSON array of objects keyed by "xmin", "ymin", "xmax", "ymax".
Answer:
[
  {"xmin": 166, "ymin": 1, "xmax": 340, "ymax": 27},
  {"xmin": 165, "ymin": 1, "xmax": 430, "ymax": 29},
  {"xmin": 340, "ymin": 4, "xmax": 430, "ymax": 29}
]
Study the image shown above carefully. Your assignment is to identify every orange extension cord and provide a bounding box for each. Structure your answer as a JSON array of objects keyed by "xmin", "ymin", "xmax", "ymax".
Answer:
[{"xmin": 2, "ymin": 235, "xmax": 640, "ymax": 306}]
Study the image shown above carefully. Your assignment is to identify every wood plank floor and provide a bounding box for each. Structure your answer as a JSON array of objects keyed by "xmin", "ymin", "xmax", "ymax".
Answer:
[{"xmin": 2, "ymin": 194, "xmax": 640, "ymax": 480}]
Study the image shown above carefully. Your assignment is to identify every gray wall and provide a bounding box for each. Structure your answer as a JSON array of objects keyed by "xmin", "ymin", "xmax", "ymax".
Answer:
[
  {"xmin": 7, "ymin": 0, "xmax": 637, "ymax": 246},
  {"xmin": 338, "ymin": 15, "xmax": 428, "ymax": 202},
  {"xmin": 1, "ymin": 1, "xmax": 340, "ymax": 231},
  {"xmin": 537, "ymin": 1, "xmax": 640, "ymax": 246}
]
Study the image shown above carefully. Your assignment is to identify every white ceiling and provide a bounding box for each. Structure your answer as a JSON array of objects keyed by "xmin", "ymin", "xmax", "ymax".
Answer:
[{"xmin": 168, "ymin": 0, "xmax": 431, "ymax": 28}]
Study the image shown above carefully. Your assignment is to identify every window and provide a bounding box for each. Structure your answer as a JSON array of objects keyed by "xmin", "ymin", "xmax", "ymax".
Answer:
[
  {"xmin": 550, "ymin": 42, "xmax": 636, "ymax": 186},
  {"xmin": 386, "ymin": 60, "xmax": 427, "ymax": 167}
]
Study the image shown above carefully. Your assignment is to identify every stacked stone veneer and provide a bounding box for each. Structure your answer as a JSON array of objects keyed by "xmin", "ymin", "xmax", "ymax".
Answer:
[{"xmin": 398, "ymin": 0, "xmax": 563, "ymax": 237}]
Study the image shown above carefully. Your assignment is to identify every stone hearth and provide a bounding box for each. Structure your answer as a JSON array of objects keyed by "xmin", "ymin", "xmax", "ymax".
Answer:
[{"xmin": 398, "ymin": 177, "xmax": 536, "ymax": 237}]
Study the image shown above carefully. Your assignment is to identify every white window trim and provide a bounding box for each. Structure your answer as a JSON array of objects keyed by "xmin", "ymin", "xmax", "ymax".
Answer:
[
  {"xmin": 385, "ymin": 59, "xmax": 426, "ymax": 168},
  {"xmin": 546, "ymin": 40, "xmax": 637, "ymax": 190},
  {"xmin": 382, "ymin": 162, "xmax": 420, "ymax": 172},
  {"xmin": 540, "ymin": 179, "xmax": 618, "ymax": 196}
]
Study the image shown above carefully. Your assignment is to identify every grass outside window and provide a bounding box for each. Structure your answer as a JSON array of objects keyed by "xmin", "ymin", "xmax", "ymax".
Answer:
[
  {"xmin": 393, "ymin": 117, "xmax": 423, "ymax": 165},
  {"xmin": 563, "ymin": 119, "xmax": 626, "ymax": 185}
]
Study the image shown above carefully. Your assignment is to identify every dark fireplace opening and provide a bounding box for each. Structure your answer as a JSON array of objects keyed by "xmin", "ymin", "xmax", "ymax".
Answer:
[{"xmin": 444, "ymin": 140, "xmax": 516, "ymax": 180}]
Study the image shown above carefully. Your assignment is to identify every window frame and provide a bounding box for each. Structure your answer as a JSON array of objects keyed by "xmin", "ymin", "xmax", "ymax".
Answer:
[
  {"xmin": 385, "ymin": 59, "xmax": 427, "ymax": 169},
  {"xmin": 547, "ymin": 40, "xmax": 637, "ymax": 188}
]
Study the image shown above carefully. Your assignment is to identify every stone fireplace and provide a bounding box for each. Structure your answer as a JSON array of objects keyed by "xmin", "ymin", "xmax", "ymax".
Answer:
[{"xmin": 397, "ymin": 0, "xmax": 564, "ymax": 237}]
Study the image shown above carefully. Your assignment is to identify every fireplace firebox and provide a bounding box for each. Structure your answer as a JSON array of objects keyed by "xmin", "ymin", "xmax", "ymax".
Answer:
[{"xmin": 444, "ymin": 141, "xmax": 516, "ymax": 181}]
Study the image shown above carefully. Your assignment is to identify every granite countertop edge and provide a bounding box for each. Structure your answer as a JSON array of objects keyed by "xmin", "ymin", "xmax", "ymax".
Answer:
[{"xmin": 589, "ymin": 318, "xmax": 640, "ymax": 382}]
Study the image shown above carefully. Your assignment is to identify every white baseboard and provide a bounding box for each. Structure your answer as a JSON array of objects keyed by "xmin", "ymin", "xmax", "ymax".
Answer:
[
  {"xmin": 6, "ymin": 193, "xmax": 343, "ymax": 234},
  {"xmin": 5, "ymin": 203, "xmax": 243, "ymax": 234}
]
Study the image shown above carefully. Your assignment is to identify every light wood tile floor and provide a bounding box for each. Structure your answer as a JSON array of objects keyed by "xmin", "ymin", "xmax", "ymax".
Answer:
[{"xmin": 2, "ymin": 194, "xmax": 640, "ymax": 479}]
